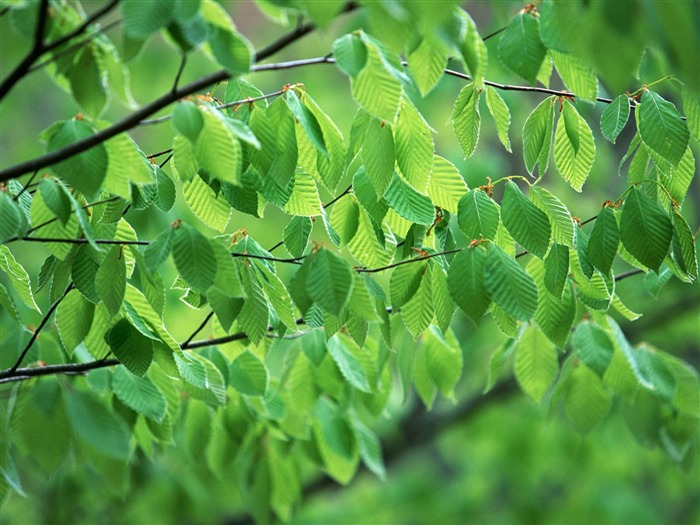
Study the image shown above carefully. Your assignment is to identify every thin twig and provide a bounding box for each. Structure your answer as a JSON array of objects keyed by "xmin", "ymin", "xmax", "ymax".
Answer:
[
  {"xmin": 12, "ymin": 170, "xmax": 39, "ymax": 201},
  {"xmin": 356, "ymin": 249, "xmax": 462, "ymax": 273},
  {"xmin": 14, "ymin": 237, "xmax": 149, "ymax": 246},
  {"xmin": 182, "ymin": 311, "xmax": 215, "ymax": 347},
  {"xmin": 0, "ymin": 0, "xmax": 49, "ymax": 100},
  {"xmin": 9, "ymin": 284, "xmax": 73, "ymax": 373},
  {"xmin": 482, "ymin": 26, "xmax": 506, "ymax": 41},
  {"xmin": 172, "ymin": 53, "xmax": 188, "ymax": 94},
  {"xmin": 29, "ymin": 19, "xmax": 123, "ymax": 72},
  {"xmin": 614, "ymin": 268, "xmax": 644, "ymax": 282}
]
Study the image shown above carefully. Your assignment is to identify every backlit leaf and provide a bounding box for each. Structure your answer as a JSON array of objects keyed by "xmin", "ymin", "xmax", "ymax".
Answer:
[
  {"xmin": 620, "ymin": 187, "xmax": 672, "ymax": 272},
  {"xmin": 500, "ymin": 181, "xmax": 551, "ymax": 258},
  {"xmin": 485, "ymin": 86, "xmax": 512, "ymax": 152},
  {"xmin": 523, "ymin": 97, "xmax": 555, "ymax": 176},
  {"xmin": 498, "ymin": 12, "xmax": 546, "ymax": 85},
  {"xmin": 447, "ymin": 247, "xmax": 490, "ymax": 325},
  {"xmin": 600, "ymin": 94, "xmax": 630, "ymax": 143},
  {"xmin": 172, "ymin": 223, "xmax": 218, "ymax": 292},
  {"xmin": 515, "ymin": 324, "xmax": 558, "ymax": 403},
  {"xmin": 451, "ymin": 83, "xmax": 481, "ymax": 159},
  {"xmin": 554, "ymin": 101, "xmax": 596, "ymax": 191},
  {"xmin": 484, "ymin": 244, "xmax": 538, "ymax": 322},
  {"xmin": 637, "ymin": 90, "xmax": 689, "ymax": 167},
  {"xmin": 107, "ymin": 318, "xmax": 154, "ymax": 376}
]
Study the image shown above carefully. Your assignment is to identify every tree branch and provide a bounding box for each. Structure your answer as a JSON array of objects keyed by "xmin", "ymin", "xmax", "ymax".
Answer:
[
  {"xmin": 356, "ymin": 249, "xmax": 462, "ymax": 273},
  {"xmin": 8, "ymin": 284, "xmax": 73, "ymax": 374}
]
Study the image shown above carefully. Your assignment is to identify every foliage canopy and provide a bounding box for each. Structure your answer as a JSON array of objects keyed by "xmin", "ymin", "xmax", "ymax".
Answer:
[{"xmin": 0, "ymin": 0, "xmax": 699, "ymax": 522}]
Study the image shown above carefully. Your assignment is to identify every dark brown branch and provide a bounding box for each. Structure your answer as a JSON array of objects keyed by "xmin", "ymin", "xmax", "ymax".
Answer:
[
  {"xmin": 12, "ymin": 170, "xmax": 39, "ymax": 201},
  {"xmin": 614, "ymin": 268, "xmax": 644, "ymax": 282},
  {"xmin": 8, "ymin": 284, "xmax": 73, "ymax": 373},
  {"xmin": 0, "ymin": 0, "xmax": 49, "ymax": 100},
  {"xmin": 356, "ymin": 249, "xmax": 462, "ymax": 274},
  {"xmin": 182, "ymin": 311, "xmax": 215, "ymax": 347}
]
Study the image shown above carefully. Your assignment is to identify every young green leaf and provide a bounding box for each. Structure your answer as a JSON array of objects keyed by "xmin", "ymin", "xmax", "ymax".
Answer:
[
  {"xmin": 447, "ymin": 247, "xmax": 490, "ymax": 325},
  {"xmin": 523, "ymin": 97, "xmax": 555, "ymax": 176},
  {"xmin": 457, "ymin": 189, "xmax": 500, "ymax": 241},
  {"xmin": 600, "ymin": 95, "xmax": 630, "ymax": 143},
  {"xmin": 286, "ymin": 90, "xmax": 327, "ymax": 156},
  {"xmin": 554, "ymin": 101, "xmax": 596, "ymax": 191},
  {"xmin": 484, "ymin": 244, "xmax": 538, "ymax": 322},
  {"xmin": 56, "ymin": 289, "xmax": 94, "ymax": 354},
  {"xmin": 172, "ymin": 101, "xmax": 204, "ymax": 143},
  {"xmin": 0, "ymin": 245, "xmax": 40, "ymax": 312},
  {"xmin": 351, "ymin": 40, "xmax": 403, "ymax": 122},
  {"xmin": 550, "ymin": 50, "xmax": 598, "ymax": 102},
  {"xmin": 95, "ymin": 245, "xmax": 126, "ymax": 317},
  {"xmin": 587, "ymin": 206, "xmax": 619, "ymax": 276},
  {"xmin": 544, "ymin": 242, "xmax": 569, "ymax": 299},
  {"xmin": 107, "ymin": 318, "xmax": 154, "ymax": 376},
  {"xmin": 498, "ymin": 12, "xmax": 546, "ymax": 85},
  {"xmin": 172, "ymin": 223, "xmax": 218, "ymax": 292},
  {"xmin": 327, "ymin": 335, "xmax": 372, "ymax": 393},
  {"xmin": 501, "ymin": 181, "xmax": 551, "ymax": 258},
  {"xmin": 671, "ymin": 210, "xmax": 698, "ymax": 281},
  {"xmin": 682, "ymin": 84, "xmax": 700, "ymax": 142},
  {"xmin": 332, "ymin": 33, "xmax": 367, "ymax": 77},
  {"xmin": 565, "ymin": 363, "xmax": 611, "ymax": 434},
  {"xmin": 408, "ymin": 38, "xmax": 447, "ymax": 96},
  {"xmin": 451, "ymin": 83, "xmax": 481, "ymax": 159},
  {"xmin": 573, "ymin": 321, "xmax": 615, "ymax": 377},
  {"xmin": 637, "ymin": 90, "xmax": 689, "ymax": 167},
  {"xmin": 307, "ymin": 249, "xmax": 354, "ymax": 316},
  {"xmin": 485, "ymin": 86, "xmax": 512, "ymax": 152},
  {"xmin": 112, "ymin": 365, "xmax": 167, "ymax": 423},
  {"xmin": 38, "ymin": 179, "xmax": 71, "ymax": 225},
  {"xmin": 390, "ymin": 262, "xmax": 425, "ymax": 311},
  {"xmin": 427, "ymin": 155, "xmax": 468, "ymax": 214},
  {"xmin": 514, "ymin": 324, "xmax": 558, "ymax": 403},
  {"xmin": 230, "ymin": 351, "xmax": 268, "ymax": 396},
  {"xmin": 361, "ymin": 118, "xmax": 395, "ymax": 197},
  {"xmin": 395, "ymin": 98, "xmax": 434, "ymax": 194},
  {"xmin": 620, "ymin": 187, "xmax": 673, "ymax": 272},
  {"xmin": 384, "ymin": 173, "xmax": 435, "ymax": 226},
  {"xmin": 284, "ymin": 215, "xmax": 312, "ymax": 258}
]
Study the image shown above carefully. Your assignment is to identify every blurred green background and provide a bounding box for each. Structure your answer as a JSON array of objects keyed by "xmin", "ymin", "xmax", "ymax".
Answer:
[{"xmin": 1, "ymin": 1, "xmax": 699, "ymax": 524}]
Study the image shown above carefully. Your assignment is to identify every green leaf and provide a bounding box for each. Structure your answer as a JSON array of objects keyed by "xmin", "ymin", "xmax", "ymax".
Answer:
[
  {"xmin": 327, "ymin": 335, "xmax": 371, "ymax": 393},
  {"xmin": 107, "ymin": 318, "xmax": 154, "ymax": 376},
  {"xmin": 401, "ymin": 266, "xmax": 434, "ymax": 339},
  {"xmin": 286, "ymin": 90, "xmax": 327, "ymax": 156},
  {"xmin": 183, "ymin": 175, "xmax": 232, "ymax": 232},
  {"xmin": 329, "ymin": 194, "xmax": 359, "ymax": 245},
  {"xmin": 501, "ymin": 181, "xmax": 551, "ymax": 258},
  {"xmin": 408, "ymin": 38, "xmax": 447, "ymax": 96},
  {"xmin": 554, "ymin": 101, "xmax": 596, "ymax": 191},
  {"xmin": 351, "ymin": 417, "xmax": 386, "ymax": 480},
  {"xmin": 47, "ymin": 119, "xmax": 108, "ymax": 198},
  {"xmin": 427, "ymin": 155, "xmax": 468, "ymax": 214},
  {"xmin": 498, "ymin": 12, "xmax": 546, "ymax": 85},
  {"xmin": 0, "ymin": 245, "xmax": 40, "ymax": 312},
  {"xmin": 573, "ymin": 321, "xmax": 615, "ymax": 376},
  {"xmin": 284, "ymin": 171, "xmax": 322, "ymax": 217},
  {"xmin": 313, "ymin": 398, "xmax": 358, "ymax": 483},
  {"xmin": 447, "ymin": 247, "xmax": 490, "ymax": 325},
  {"xmin": 550, "ymin": 50, "xmax": 598, "ymax": 102},
  {"xmin": 351, "ymin": 40, "xmax": 403, "ymax": 122},
  {"xmin": 515, "ymin": 324, "xmax": 558, "ymax": 403},
  {"xmin": 422, "ymin": 327, "xmax": 463, "ymax": 399},
  {"xmin": 95, "ymin": 245, "xmax": 126, "ymax": 317},
  {"xmin": 523, "ymin": 97, "xmax": 555, "ymax": 176},
  {"xmin": 620, "ymin": 187, "xmax": 673, "ymax": 272},
  {"xmin": 68, "ymin": 46, "xmax": 107, "ymax": 118},
  {"xmin": 544, "ymin": 242, "xmax": 569, "ymax": 299},
  {"xmin": 112, "ymin": 366, "xmax": 167, "ymax": 423},
  {"xmin": 172, "ymin": 101, "xmax": 204, "ymax": 143},
  {"xmin": 122, "ymin": 0, "xmax": 174, "ymax": 37},
  {"xmin": 361, "ymin": 118, "xmax": 395, "ymax": 197},
  {"xmin": 457, "ymin": 189, "xmax": 500, "ymax": 241},
  {"xmin": 284, "ymin": 215, "xmax": 312, "ymax": 258},
  {"xmin": 143, "ymin": 227, "xmax": 174, "ymax": 273},
  {"xmin": 529, "ymin": 258, "xmax": 576, "ymax": 348},
  {"xmin": 56, "ymin": 289, "xmax": 94, "ymax": 354},
  {"xmin": 0, "ymin": 192, "xmax": 22, "ymax": 243},
  {"xmin": 600, "ymin": 95, "xmax": 630, "ymax": 143},
  {"xmin": 395, "ymin": 98, "xmax": 434, "ymax": 194},
  {"xmin": 485, "ymin": 86, "xmax": 512, "ymax": 152},
  {"xmin": 587, "ymin": 206, "xmax": 619, "ymax": 276},
  {"xmin": 458, "ymin": 11, "xmax": 488, "ymax": 84},
  {"xmin": 451, "ymin": 83, "xmax": 481, "ymax": 159},
  {"xmin": 347, "ymin": 207, "xmax": 395, "ymax": 269},
  {"xmin": 207, "ymin": 25, "xmax": 253, "ymax": 76},
  {"xmin": 332, "ymin": 34, "xmax": 367, "ymax": 77},
  {"xmin": 104, "ymin": 135, "xmax": 154, "ymax": 198},
  {"xmin": 229, "ymin": 350, "xmax": 268, "ymax": 396},
  {"xmin": 565, "ymin": 363, "xmax": 611, "ymax": 435},
  {"xmin": 172, "ymin": 223, "xmax": 218, "ymax": 292},
  {"xmin": 307, "ymin": 250, "xmax": 354, "ymax": 316},
  {"xmin": 390, "ymin": 261, "xmax": 425, "ymax": 311},
  {"xmin": 637, "ymin": 90, "xmax": 690, "ymax": 167},
  {"xmin": 383, "ymin": 173, "xmax": 435, "ymax": 226},
  {"xmin": 196, "ymin": 108, "xmax": 242, "ymax": 185},
  {"xmin": 530, "ymin": 186, "xmax": 575, "ymax": 248},
  {"xmin": 682, "ymin": 84, "xmax": 700, "ymax": 142},
  {"xmin": 484, "ymin": 244, "xmax": 538, "ymax": 322},
  {"xmin": 65, "ymin": 390, "xmax": 130, "ymax": 460},
  {"xmin": 671, "ymin": 210, "xmax": 698, "ymax": 281},
  {"xmin": 38, "ymin": 179, "xmax": 71, "ymax": 225}
]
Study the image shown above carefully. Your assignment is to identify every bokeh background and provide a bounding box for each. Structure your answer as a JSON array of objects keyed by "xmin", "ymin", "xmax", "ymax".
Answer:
[{"xmin": 1, "ymin": 1, "xmax": 699, "ymax": 524}]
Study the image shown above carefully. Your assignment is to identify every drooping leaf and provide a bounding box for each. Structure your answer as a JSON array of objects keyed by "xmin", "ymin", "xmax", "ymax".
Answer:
[
  {"xmin": 106, "ymin": 318, "xmax": 154, "ymax": 376},
  {"xmin": 172, "ymin": 223, "xmax": 218, "ymax": 292},
  {"xmin": 408, "ymin": 38, "xmax": 447, "ymax": 96},
  {"xmin": 283, "ymin": 215, "xmax": 312, "ymax": 258},
  {"xmin": 457, "ymin": 189, "xmax": 500, "ymax": 241},
  {"xmin": 550, "ymin": 50, "xmax": 598, "ymax": 102},
  {"xmin": 395, "ymin": 98, "xmax": 434, "ymax": 194},
  {"xmin": 587, "ymin": 206, "xmax": 619, "ymax": 276},
  {"xmin": 498, "ymin": 12, "xmax": 546, "ymax": 85},
  {"xmin": 637, "ymin": 90, "xmax": 690, "ymax": 167},
  {"xmin": 554, "ymin": 101, "xmax": 596, "ymax": 191},
  {"xmin": 427, "ymin": 155, "xmax": 468, "ymax": 214},
  {"xmin": 390, "ymin": 261, "xmax": 425, "ymax": 311},
  {"xmin": 529, "ymin": 185, "xmax": 575, "ymax": 247},
  {"xmin": 0, "ymin": 245, "xmax": 40, "ymax": 312},
  {"xmin": 620, "ymin": 187, "xmax": 673, "ymax": 272},
  {"xmin": 447, "ymin": 247, "xmax": 490, "ymax": 325},
  {"xmin": 600, "ymin": 94, "xmax": 630, "ymax": 143},
  {"xmin": 671, "ymin": 210, "xmax": 698, "ymax": 282},
  {"xmin": 484, "ymin": 244, "xmax": 538, "ymax": 322},
  {"xmin": 451, "ymin": 83, "xmax": 481, "ymax": 159},
  {"xmin": 500, "ymin": 181, "xmax": 551, "ymax": 258},
  {"xmin": 544, "ymin": 242, "xmax": 569, "ymax": 299},
  {"xmin": 361, "ymin": 118, "xmax": 395, "ymax": 197},
  {"xmin": 523, "ymin": 97, "xmax": 555, "ymax": 176},
  {"xmin": 573, "ymin": 321, "xmax": 615, "ymax": 377},
  {"xmin": 95, "ymin": 245, "xmax": 126, "ymax": 317},
  {"xmin": 327, "ymin": 335, "xmax": 372, "ymax": 393},
  {"xmin": 485, "ymin": 86, "xmax": 512, "ymax": 152},
  {"xmin": 56, "ymin": 289, "xmax": 94, "ymax": 355},
  {"xmin": 229, "ymin": 351, "xmax": 268, "ymax": 396},
  {"xmin": 514, "ymin": 324, "xmax": 558, "ymax": 403},
  {"xmin": 112, "ymin": 366, "xmax": 167, "ymax": 423},
  {"xmin": 565, "ymin": 363, "xmax": 611, "ymax": 434},
  {"xmin": 383, "ymin": 173, "xmax": 435, "ymax": 226},
  {"xmin": 351, "ymin": 39, "xmax": 403, "ymax": 123},
  {"xmin": 307, "ymin": 249, "xmax": 354, "ymax": 316}
]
